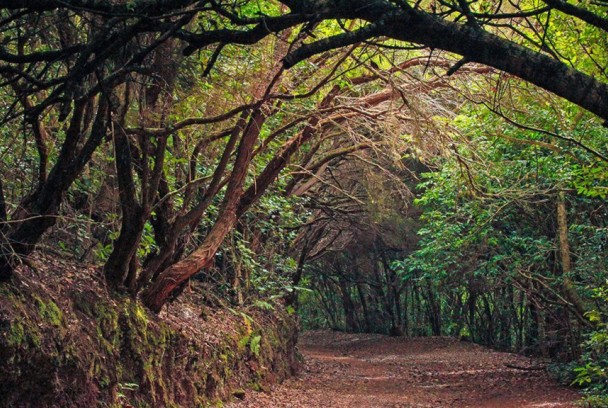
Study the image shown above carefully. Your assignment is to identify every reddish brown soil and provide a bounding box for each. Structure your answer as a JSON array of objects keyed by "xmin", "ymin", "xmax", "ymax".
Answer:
[{"xmin": 229, "ymin": 330, "xmax": 581, "ymax": 408}]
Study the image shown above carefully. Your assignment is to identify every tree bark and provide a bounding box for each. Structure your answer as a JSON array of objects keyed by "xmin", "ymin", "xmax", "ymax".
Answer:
[
  {"xmin": 281, "ymin": 1, "xmax": 608, "ymax": 120},
  {"xmin": 338, "ymin": 274, "xmax": 358, "ymax": 332},
  {"xmin": 104, "ymin": 125, "xmax": 145, "ymax": 287},
  {"xmin": 0, "ymin": 178, "xmax": 6, "ymax": 226},
  {"xmin": 0, "ymin": 99, "xmax": 108, "ymax": 279},
  {"xmin": 142, "ymin": 110, "xmax": 265, "ymax": 312},
  {"xmin": 556, "ymin": 191, "xmax": 587, "ymax": 319},
  {"xmin": 142, "ymin": 204, "xmax": 239, "ymax": 312},
  {"xmin": 137, "ymin": 114, "xmax": 247, "ymax": 290}
]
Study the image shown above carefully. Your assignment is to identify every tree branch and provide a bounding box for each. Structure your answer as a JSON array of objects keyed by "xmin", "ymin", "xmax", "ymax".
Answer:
[{"xmin": 542, "ymin": 0, "xmax": 608, "ymax": 32}]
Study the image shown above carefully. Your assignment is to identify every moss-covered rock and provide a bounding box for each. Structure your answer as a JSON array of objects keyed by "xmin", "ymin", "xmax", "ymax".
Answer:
[{"xmin": 0, "ymin": 263, "xmax": 299, "ymax": 407}]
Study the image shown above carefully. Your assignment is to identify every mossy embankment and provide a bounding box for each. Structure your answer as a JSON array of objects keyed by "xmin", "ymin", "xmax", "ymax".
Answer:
[{"xmin": 0, "ymin": 258, "xmax": 298, "ymax": 407}]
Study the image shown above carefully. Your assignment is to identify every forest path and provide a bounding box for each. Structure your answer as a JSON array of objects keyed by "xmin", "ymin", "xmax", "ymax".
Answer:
[{"xmin": 228, "ymin": 330, "xmax": 580, "ymax": 408}]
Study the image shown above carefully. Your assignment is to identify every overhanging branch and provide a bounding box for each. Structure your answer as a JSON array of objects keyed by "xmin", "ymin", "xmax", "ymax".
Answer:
[{"xmin": 283, "ymin": 22, "xmax": 385, "ymax": 68}]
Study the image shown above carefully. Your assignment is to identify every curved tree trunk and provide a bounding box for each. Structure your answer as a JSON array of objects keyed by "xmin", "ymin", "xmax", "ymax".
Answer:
[
  {"xmin": 142, "ymin": 206, "xmax": 238, "ymax": 312},
  {"xmin": 142, "ymin": 110, "xmax": 265, "ymax": 312}
]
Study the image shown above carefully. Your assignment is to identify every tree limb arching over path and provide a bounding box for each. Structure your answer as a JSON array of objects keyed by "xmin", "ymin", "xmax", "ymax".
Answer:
[
  {"xmin": 141, "ymin": 0, "xmax": 608, "ymax": 311},
  {"xmin": 0, "ymin": 0, "xmax": 606, "ymax": 119},
  {"xmin": 0, "ymin": 0, "xmax": 606, "ymax": 313}
]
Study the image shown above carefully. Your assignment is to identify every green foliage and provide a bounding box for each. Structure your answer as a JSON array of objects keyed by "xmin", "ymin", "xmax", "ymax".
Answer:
[
  {"xmin": 573, "ymin": 160, "xmax": 608, "ymax": 199},
  {"xmin": 293, "ymin": 74, "xmax": 603, "ymax": 349},
  {"xmin": 249, "ymin": 334, "xmax": 262, "ymax": 358},
  {"xmin": 117, "ymin": 382, "xmax": 140, "ymax": 405},
  {"xmin": 252, "ymin": 300, "xmax": 275, "ymax": 311},
  {"xmin": 573, "ymin": 284, "xmax": 608, "ymax": 402},
  {"xmin": 401, "ymin": 85, "xmax": 608, "ymax": 345}
]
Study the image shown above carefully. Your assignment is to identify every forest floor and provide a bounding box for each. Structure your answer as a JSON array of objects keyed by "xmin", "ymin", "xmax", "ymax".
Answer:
[{"xmin": 228, "ymin": 330, "xmax": 581, "ymax": 408}]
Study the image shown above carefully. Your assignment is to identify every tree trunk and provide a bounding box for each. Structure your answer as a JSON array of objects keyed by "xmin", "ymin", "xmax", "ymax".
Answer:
[
  {"xmin": 286, "ymin": 235, "xmax": 315, "ymax": 307},
  {"xmin": 142, "ymin": 110, "xmax": 265, "ymax": 312},
  {"xmin": 425, "ymin": 281, "xmax": 442, "ymax": 336},
  {"xmin": 104, "ymin": 124, "xmax": 145, "ymax": 287},
  {"xmin": 467, "ymin": 288, "xmax": 477, "ymax": 342},
  {"xmin": 0, "ymin": 100, "xmax": 108, "ymax": 279},
  {"xmin": 137, "ymin": 114, "xmax": 247, "ymax": 290},
  {"xmin": 142, "ymin": 206, "xmax": 238, "ymax": 312},
  {"xmin": 556, "ymin": 191, "xmax": 587, "ymax": 319},
  {"xmin": 338, "ymin": 275, "xmax": 358, "ymax": 332},
  {"xmin": 355, "ymin": 274, "xmax": 372, "ymax": 332}
]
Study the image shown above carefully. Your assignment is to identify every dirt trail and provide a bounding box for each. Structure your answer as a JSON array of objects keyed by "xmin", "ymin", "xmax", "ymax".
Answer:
[{"xmin": 229, "ymin": 330, "xmax": 580, "ymax": 408}]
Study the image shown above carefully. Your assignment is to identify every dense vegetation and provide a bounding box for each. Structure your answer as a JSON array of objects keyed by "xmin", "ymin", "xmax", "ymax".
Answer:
[{"xmin": 0, "ymin": 0, "xmax": 607, "ymax": 405}]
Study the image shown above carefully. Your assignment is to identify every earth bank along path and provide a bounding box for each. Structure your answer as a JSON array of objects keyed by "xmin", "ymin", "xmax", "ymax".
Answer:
[{"xmin": 229, "ymin": 330, "xmax": 580, "ymax": 408}]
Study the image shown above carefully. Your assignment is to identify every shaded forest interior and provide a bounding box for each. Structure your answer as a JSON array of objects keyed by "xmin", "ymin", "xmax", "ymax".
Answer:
[{"xmin": 0, "ymin": 0, "xmax": 607, "ymax": 406}]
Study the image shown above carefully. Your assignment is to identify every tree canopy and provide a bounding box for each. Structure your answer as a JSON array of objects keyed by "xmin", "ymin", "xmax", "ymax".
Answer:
[
  {"xmin": 0, "ymin": 0, "xmax": 608, "ymax": 404},
  {"xmin": 0, "ymin": 0, "xmax": 606, "ymax": 331}
]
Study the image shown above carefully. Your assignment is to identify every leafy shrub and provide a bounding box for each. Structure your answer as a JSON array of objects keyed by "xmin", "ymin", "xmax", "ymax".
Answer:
[{"xmin": 573, "ymin": 284, "xmax": 608, "ymax": 404}]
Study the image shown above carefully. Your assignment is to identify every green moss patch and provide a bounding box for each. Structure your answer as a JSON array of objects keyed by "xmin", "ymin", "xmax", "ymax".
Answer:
[{"xmin": 0, "ymin": 272, "xmax": 298, "ymax": 408}]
